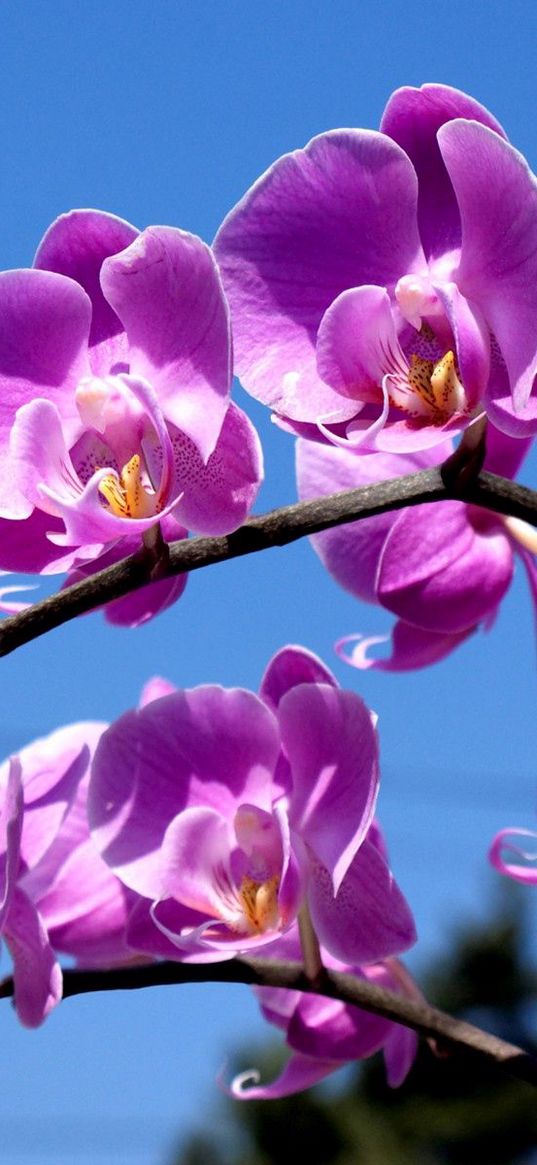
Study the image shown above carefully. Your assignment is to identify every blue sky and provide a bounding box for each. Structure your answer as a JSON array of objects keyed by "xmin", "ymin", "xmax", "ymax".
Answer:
[{"xmin": 1, "ymin": 1, "xmax": 537, "ymax": 1161}]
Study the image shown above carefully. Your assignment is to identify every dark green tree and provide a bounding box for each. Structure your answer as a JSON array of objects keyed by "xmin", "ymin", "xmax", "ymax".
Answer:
[{"xmin": 170, "ymin": 885, "xmax": 537, "ymax": 1165}]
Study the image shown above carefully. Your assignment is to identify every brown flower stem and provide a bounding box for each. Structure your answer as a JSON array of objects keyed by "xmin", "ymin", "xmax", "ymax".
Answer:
[
  {"xmin": 1, "ymin": 466, "xmax": 536, "ymax": 657},
  {"xmin": 1, "ymin": 957, "xmax": 536, "ymax": 1086}
]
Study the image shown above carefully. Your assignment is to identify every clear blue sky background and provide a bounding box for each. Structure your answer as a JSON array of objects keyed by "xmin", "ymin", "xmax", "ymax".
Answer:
[{"xmin": 1, "ymin": 2, "xmax": 536, "ymax": 1161}]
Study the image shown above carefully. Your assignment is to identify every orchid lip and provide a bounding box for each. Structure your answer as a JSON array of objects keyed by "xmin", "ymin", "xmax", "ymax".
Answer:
[
  {"xmin": 150, "ymin": 802, "xmax": 288, "ymax": 947},
  {"xmin": 381, "ymin": 322, "xmax": 468, "ymax": 423},
  {"xmin": 73, "ymin": 373, "xmax": 176, "ymax": 521}
]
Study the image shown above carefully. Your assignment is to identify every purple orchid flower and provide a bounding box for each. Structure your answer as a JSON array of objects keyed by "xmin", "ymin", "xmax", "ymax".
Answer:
[
  {"xmin": 0, "ymin": 719, "xmax": 134, "ymax": 1027},
  {"xmin": 0, "ymin": 210, "xmax": 262, "ymax": 625},
  {"xmin": 215, "ymin": 83, "xmax": 537, "ymax": 452},
  {"xmin": 89, "ymin": 645, "xmax": 416, "ymax": 966},
  {"xmin": 297, "ymin": 424, "xmax": 537, "ymax": 670},
  {"xmin": 230, "ymin": 947, "xmax": 419, "ymax": 1100}
]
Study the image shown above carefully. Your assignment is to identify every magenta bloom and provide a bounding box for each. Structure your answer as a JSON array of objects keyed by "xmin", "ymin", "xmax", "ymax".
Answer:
[
  {"xmin": 231, "ymin": 950, "xmax": 419, "ymax": 1099},
  {"xmin": 89, "ymin": 646, "xmax": 415, "ymax": 965},
  {"xmin": 0, "ymin": 719, "xmax": 133, "ymax": 1027},
  {"xmin": 297, "ymin": 425, "xmax": 536, "ymax": 670},
  {"xmin": 215, "ymin": 84, "xmax": 537, "ymax": 452},
  {"xmin": 0, "ymin": 210, "xmax": 262, "ymax": 625}
]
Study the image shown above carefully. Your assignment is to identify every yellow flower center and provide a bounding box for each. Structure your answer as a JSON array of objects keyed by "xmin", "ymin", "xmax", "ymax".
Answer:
[
  {"xmin": 407, "ymin": 349, "xmax": 465, "ymax": 418},
  {"xmin": 98, "ymin": 454, "xmax": 161, "ymax": 519},
  {"xmin": 239, "ymin": 874, "xmax": 280, "ymax": 934}
]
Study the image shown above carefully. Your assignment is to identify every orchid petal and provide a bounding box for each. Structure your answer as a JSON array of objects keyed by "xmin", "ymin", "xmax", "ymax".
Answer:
[
  {"xmin": 259, "ymin": 645, "xmax": 338, "ymax": 711},
  {"xmin": 440, "ymin": 120, "xmax": 537, "ymax": 414},
  {"xmin": 34, "ymin": 208, "xmax": 139, "ymax": 367},
  {"xmin": 0, "ymin": 270, "xmax": 92, "ymax": 517},
  {"xmin": 279, "ymin": 684, "xmax": 379, "ymax": 893},
  {"xmin": 316, "ymin": 285, "xmax": 401, "ymax": 398},
  {"xmin": 158, "ymin": 807, "xmax": 236, "ymax": 916},
  {"xmin": 16, "ymin": 727, "xmax": 100, "ymax": 871},
  {"xmin": 381, "ymin": 83, "xmax": 506, "ymax": 258},
  {"xmin": 0, "ymin": 759, "xmax": 23, "ymax": 929},
  {"xmin": 288, "ymin": 989, "xmax": 391, "ymax": 1061},
  {"xmin": 89, "ymin": 687, "xmax": 280, "ymax": 897},
  {"xmin": 0, "ymin": 508, "xmax": 67, "ymax": 573},
  {"xmin": 433, "ymin": 281, "xmax": 490, "ymax": 410},
  {"xmin": 0, "ymin": 585, "xmax": 35, "ymax": 613},
  {"xmin": 378, "ymin": 503, "xmax": 513, "ymax": 633},
  {"xmin": 5, "ymin": 887, "xmax": 62, "ymax": 1027},
  {"xmin": 168, "ymin": 401, "xmax": 263, "ymax": 536},
  {"xmin": 101, "ymin": 227, "xmax": 231, "ymax": 460},
  {"xmin": 296, "ymin": 436, "xmax": 451, "ymax": 603},
  {"xmin": 139, "ymin": 677, "xmax": 178, "ymax": 708},
  {"xmin": 63, "ymin": 515, "xmax": 188, "ymax": 627},
  {"xmin": 489, "ymin": 828, "xmax": 537, "ymax": 885},
  {"xmin": 215, "ymin": 129, "xmax": 424, "ymax": 421},
  {"xmin": 308, "ymin": 839, "xmax": 416, "ymax": 964},
  {"xmin": 384, "ymin": 1021, "xmax": 418, "ymax": 1087},
  {"xmin": 486, "ymin": 359, "xmax": 537, "ymax": 438},
  {"xmin": 336, "ymin": 623, "xmax": 474, "ymax": 672},
  {"xmin": 228, "ymin": 1054, "xmax": 338, "ymax": 1100},
  {"xmin": 23, "ymin": 775, "xmax": 133, "ymax": 968},
  {"xmin": 484, "ymin": 419, "xmax": 534, "ymax": 478}
]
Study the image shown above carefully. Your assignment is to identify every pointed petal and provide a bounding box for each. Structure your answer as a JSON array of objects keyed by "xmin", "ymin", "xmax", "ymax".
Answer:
[
  {"xmin": 18, "ymin": 735, "xmax": 97, "ymax": 870},
  {"xmin": 484, "ymin": 421, "xmax": 533, "ymax": 478},
  {"xmin": 383, "ymin": 1022, "xmax": 418, "ymax": 1087},
  {"xmin": 26, "ymin": 804, "xmax": 134, "ymax": 968},
  {"xmin": 486, "ymin": 361, "xmax": 537, "ymax": 438}
]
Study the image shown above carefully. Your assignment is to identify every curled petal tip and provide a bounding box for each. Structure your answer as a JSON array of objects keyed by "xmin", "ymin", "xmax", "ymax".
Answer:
[
  {"xmin": 0, "ymin": 584, "xmax": 37, "ymax": 614},
  {"xmin": 335, "ymin": 634, "xmax": 388, "ymax": 669},
  {"xmin": 225, "ymin": 1067, "xmax": 262, "ymax": 1099}
]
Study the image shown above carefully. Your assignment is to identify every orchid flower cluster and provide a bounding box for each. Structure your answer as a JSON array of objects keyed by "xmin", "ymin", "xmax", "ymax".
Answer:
[
  {"xmin": 1, "ymin": 82, "xmax": 536, "ymax": 1100},
  {"xmin": 1, "ymin": 646, "xmax": 417, "ymax": 1097}
]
